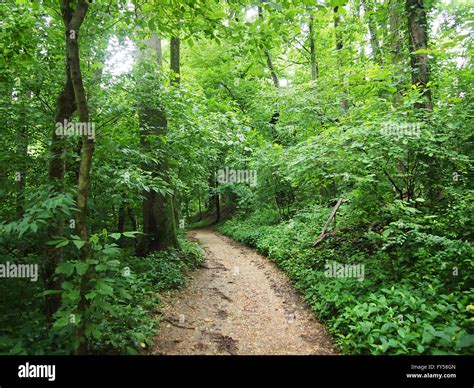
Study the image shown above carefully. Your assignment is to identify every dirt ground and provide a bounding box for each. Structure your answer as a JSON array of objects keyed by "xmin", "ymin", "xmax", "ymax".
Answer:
[{"xmin": 151, "ymin": 229, "xmax": 336, "ymax": 355}]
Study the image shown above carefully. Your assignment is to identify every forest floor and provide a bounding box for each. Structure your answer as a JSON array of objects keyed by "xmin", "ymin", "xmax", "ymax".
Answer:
[{"xmin": 151, "ymin": 229, "xmax": 336, "ymax": 355}]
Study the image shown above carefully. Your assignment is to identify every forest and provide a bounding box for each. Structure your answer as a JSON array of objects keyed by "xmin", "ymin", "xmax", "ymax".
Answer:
[{"xmin": 0, "ymin": 0, "xmax": 472, "ymax": 358}]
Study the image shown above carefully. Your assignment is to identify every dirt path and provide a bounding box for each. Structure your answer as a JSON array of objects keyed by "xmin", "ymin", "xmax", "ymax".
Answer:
[{"xmin": 152, "ymin": 229, "xmax": 336, "ymax": 355}]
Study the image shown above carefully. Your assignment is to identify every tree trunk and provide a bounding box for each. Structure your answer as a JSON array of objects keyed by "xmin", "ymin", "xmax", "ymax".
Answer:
[
  {"xmin": 62, "ymin": 0, "xmax": 92, "ymax": 355},
  {"xmin": 334, "ymin": 6, "xmax": 349, "ymax": 111},
  {"xmin": 136, "ymin": 35, "xmax": 179, "ymax": 255},
  {"xmin": 44, "ymin": 0, "xmax": 77, "ymax": 323},
  {"xmin": 170, "ymin": 36, "xmax": 180, "ymax": 85},
  {"xmin": 406, "ymin": 0, "xmax": 433, "ymax": 110},
  {"xmin": 127, "ymin": 207, "xmax": 137, "ymax": 231},
  {"xmin": 208, "ymin": 169, "xmax": 220, "ymax": 223},
  {"xmin": 389, "ymin": 0, "xmax": 403, "ymax": 64},
  {"xmin": 15, "ymin": 126, "xmax": 27, "ymax": 219},
  {"xmin": 258, "ymin": 6, "xmax": 279, "ymax": 88},
  {"xmin": 309, "ymin": 16, "xmax": 318, "ymax": 81},
  {"xmin": 361, "ymin": 0, "xmax": 382, "ymax": 64},
  {"xmin": 117, "ymin": 205, "xmax": 126, "ymax": 233},
  {"xmin": 389, "ymin": 0, "xmax": 404, "ymax": 105}
]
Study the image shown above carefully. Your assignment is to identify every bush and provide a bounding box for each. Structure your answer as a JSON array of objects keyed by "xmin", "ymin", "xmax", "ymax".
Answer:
[{"xmin": 218, "ymin": 207, "xmax": 473, "ymax": 355}]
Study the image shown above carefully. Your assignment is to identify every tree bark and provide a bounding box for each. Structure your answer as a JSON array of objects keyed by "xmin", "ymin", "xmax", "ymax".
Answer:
[
  {"xmin": 406, "ymin": 0, "xmax": 433, "ymax": 110},
  {"xmin": 15, "ymin": 126, "xmax": 28, "ymax": 219},
  {"xmin": 389, "ymin": 0, "xmax": 403, "ymax": 64},
  {"xmin": 61, "ymin": 0, "xmax": 92, "ymax": 355},
  {"xmin": 170, "ymin": 36, "xmax": 180, "ymax": 85},
  {"xmin": 389, "ymin": 0, "xmax": 404, "ymax": 105},
  {"xmin": 136, "ymin": 35, "xmax": 179, "ymax": 255},
  {"xmin": 309, "ymin": 16, "xmax": 318, "ymax": 81},
  {"xmin": 258, "ymin": 6, "xmax": 279, "ymax": 88},
  {"xmin": 44, "ymin": 0, "xmax": 77, "ymax": 323}
]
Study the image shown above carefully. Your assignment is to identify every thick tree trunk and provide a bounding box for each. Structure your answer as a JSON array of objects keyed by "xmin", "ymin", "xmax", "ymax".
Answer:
[
  {"xmin": 135, "ymin": 34, "xmax": 179, "ymax": 254},
  {"xmin": 406, "ymin": 0, "xmax": 433, "ymax": 110},
  {"xmin": 389, "ymin": 0, "xmax": 404, "ymax": 104},
  {"xmin": 136, "ymin": 106, "xmax": 178, "ymax": 254},
  {"xmin": 49, "ymin": 18, "xmax": 76, "ymax": 187}
]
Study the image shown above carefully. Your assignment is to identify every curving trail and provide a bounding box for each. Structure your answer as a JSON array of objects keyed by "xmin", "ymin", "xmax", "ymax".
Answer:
[{"xmin": 152, "ymin": 229, "xmax": 336, "ymax": 355}]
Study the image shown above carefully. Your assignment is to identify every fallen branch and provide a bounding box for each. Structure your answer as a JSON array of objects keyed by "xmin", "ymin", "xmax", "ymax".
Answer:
[{"xmin": 313, "ymin": 198, "xmax": 344, "ymax": 247}]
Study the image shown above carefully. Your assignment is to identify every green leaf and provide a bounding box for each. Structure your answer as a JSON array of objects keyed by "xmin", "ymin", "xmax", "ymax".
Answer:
[
  {"xmin": 123, "ymin": 231, "xmax": 138, "ymax": 238},
  {"xmin": 96, "ymin": 281, "xmax": 114, "ymax": 296},
  {"xmin": 457, "ymin": 334, "xmax": 474, "ymax": 349},
  {"xmin": 75, "ymin": 262, "xmax": 89, "ymax": 276},
  {"xmin": 56, "ymin": 262, "xmax": 75, "ymax": 277},
  {"xmin": 95, "ymin": 264, "xmax": 108, "ymax": 271},
  {"xmin": 55, "ymin": 240, "xmax": 70, "ymax": 248},
  {"xmin": 119, "ymin": 288, "xmax": 132, "ymax": 300},
  {"xmin": 72, "ymin": 239, "xmax": 86, "ymax": 250}
]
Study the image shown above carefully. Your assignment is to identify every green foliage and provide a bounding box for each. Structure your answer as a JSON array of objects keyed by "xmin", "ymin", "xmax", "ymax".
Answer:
[
  {"xmin": 0, "ymin": 230, "xmax": 203, "ymax": 355},
  {"xmin": 218, "ymin": 205, "xmax": 473, "ymax": 355},
  {"xmin": 0, "ymin": 0, "xmax": 472, "ymax": 357}
]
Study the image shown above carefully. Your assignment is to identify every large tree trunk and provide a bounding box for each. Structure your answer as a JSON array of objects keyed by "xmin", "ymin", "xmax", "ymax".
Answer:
[
  {"xmin": 137, "ymin": 106, "xmax": 179, "ymax": 253},
  {"xmin": 388, "ymin": 0, "xmax": 404, "ymax": 105},
  {"xmin": 48, "ymin": 38, "xmax": 76, "ymax": 185},
  {"xmin": 136, "ymin": 35, "xmax": 179, "ymax": 255},
  {"xmin": 406, "ymin": 0, "xmax": 433, "ymax": 110},
  {"xmin": 405, "ymin": 0, "xmax": 440, "ymax": 204},
  {"xmin": 389, "ymin": 0, "xmax": 403, "ymax": 64}
]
